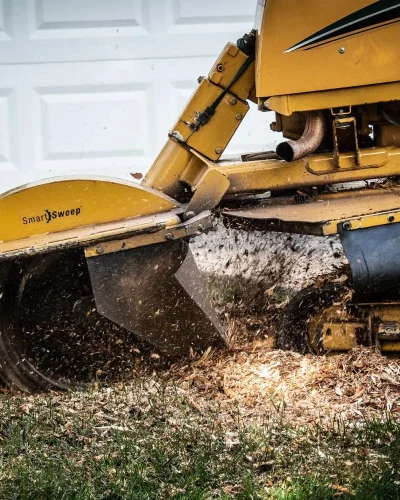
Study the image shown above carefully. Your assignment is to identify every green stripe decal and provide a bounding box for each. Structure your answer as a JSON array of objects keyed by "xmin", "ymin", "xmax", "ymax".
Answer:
[{"xmin": 285, "ymin": 0, "xmax": 400, "ymax": 52}]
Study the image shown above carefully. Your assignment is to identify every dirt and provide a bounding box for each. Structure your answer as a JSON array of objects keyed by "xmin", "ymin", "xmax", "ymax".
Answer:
[{"xmin": 15, "ymin": 251, "xmax": 148, "ymax": 386}]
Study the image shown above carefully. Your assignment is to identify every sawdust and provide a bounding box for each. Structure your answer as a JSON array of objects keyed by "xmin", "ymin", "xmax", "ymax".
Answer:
[
  {"xmin": 162, "ymin": 320, "xmax": 400, "ymax": 427},
  {"xmin": 193, "ymin": 219, "xmax": 347, "ymax": 293}
]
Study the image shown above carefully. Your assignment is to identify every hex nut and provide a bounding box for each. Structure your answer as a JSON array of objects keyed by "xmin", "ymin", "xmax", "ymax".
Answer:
[
  {"xmin": 236, "ymin": 113, "xmax": 243, "ymax": 120},
  {"xmin": 230, "ymin": 97, "xmax": 237, "ymax": 105},
  {"xmin": 96, "ymin": 246, "xmax": 104, "ymax": 255},
  {"xmin": 215, "ymin": 147, "xmax": 223, "ymax": 154}
]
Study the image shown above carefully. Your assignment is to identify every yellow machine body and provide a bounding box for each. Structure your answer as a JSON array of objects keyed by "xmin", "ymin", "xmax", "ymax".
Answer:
[
  {"xmin": 256, "ymin": 0, "xmax": 400, "ymax": 102},
  {"xmin": 0, "ymin": 178, "xmax": 179, "ymax": 244}
]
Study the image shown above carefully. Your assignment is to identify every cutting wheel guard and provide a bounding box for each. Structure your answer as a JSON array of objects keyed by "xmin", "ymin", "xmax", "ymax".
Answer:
[{"xmin": 86, "ymin": 240, "xmax": 226, "ymax": 356}]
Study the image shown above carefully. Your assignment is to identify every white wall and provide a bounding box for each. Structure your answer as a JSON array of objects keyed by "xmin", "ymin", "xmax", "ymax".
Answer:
[{"xmin": 0, "ymin": 0, "xmax": 279, "ymax": 193}]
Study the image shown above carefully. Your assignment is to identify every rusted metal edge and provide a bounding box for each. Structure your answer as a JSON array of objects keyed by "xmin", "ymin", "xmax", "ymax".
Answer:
[{"xmin": 85, "ymin": 211, "xmax": 213, "ymax": 258}]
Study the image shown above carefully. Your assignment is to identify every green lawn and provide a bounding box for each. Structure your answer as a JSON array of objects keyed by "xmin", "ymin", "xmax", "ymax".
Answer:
[{"xmin": 0, "ymin": 379, "xmax": 399, "ymax": 499}]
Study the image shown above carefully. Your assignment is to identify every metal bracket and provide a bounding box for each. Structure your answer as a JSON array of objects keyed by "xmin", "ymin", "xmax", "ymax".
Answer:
[
  {"xmin": 85, "ymin": 211, "xmax": 213, "ymax": 258},
  {"xmin": 333, "ymin": 117, "xmax": 360, "ymax": 168},
  {"xmin": 184, "ymin": 169, "xmax": 230, "ymax": 220},
  {"xmin": 322, "ymin": 322, "xmax": 367, "ymax": 351}
]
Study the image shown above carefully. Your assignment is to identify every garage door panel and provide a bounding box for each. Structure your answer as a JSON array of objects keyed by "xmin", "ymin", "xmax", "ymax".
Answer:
[
  {"xmin": 167, "ymin": 0, "xmax": 254, "ymax": 34},
  {"xmin": 38, "ymin": 85, "xmax": 149, "ymax": 161},
  {"xmin": 0, "ymin": 0, "xmax": 256, "ymax": 64},
  {"xmin": 0, "ymin": 89, "xmax": 18, "ymax": 174},
  {"xmin": 169, "ymin": 80, "xmax": 196, "ymax": 124},
  {"xmin": 0, "ymin": 0, "xmax": 11, "ymax": 40},
  {"xmin": 31, "ymin": 0, "xmax": 150, "ymax": 39}
]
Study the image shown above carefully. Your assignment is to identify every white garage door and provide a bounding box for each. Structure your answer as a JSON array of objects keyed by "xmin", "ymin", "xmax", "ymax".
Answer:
[{"xmin": 0, "ymin": 0, "xmax": 278, "ymax": 193}]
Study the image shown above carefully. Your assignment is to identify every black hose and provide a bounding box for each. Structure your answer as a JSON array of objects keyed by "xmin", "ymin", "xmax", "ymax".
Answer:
[
  {"xmin": 379, "ymin": 103, "xmax": 400, "ymax": 127},
  {"xmin": 193, "ymin": 31, "xmax": 256, "ymax": 130}
]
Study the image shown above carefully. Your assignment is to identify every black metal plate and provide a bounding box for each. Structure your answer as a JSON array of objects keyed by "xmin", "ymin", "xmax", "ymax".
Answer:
[
  {"xmin": 86, "ymin": 240, "xmax": 225, "ymax": 356},
  {"xmin": 339, "ymin": 222, "xmax": 400, "ymax": 302}
]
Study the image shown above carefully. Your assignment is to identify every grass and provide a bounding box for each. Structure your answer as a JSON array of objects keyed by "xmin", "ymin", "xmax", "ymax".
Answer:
[{"xmin": 0, "ymin": 380, "xmax": 399, "ymax": 499}]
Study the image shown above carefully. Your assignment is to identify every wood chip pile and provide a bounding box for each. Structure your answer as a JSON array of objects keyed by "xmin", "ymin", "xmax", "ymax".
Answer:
[{"xmin": 163, "ymin": 324, "xmax": 400, "ymax": 427}]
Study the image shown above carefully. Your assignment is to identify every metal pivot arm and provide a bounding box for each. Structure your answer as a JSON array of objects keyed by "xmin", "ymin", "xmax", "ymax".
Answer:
[{"xmin": 142, "ymin": 32, "xmax": 256, "ymax": 200}]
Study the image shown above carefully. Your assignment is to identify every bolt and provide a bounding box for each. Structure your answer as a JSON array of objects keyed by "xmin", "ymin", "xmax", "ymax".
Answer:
[
  {"xmin": 197, "ymin": 75, "xmax": 205, "ymax": 84},
  {"xmin": 230, "ymin": 97, "xmax": 237, "ymax": 105},
  {"xmin": 171, "ymin": 130, "xmax": 183, "ymax": 141},
  {"xmin": 216, "ymin": 63, "xmax": 224, "ymax": 72},
  {"xmin": 165, "ymin": 232, "xmax": 174, "ymax": 241},
  {"xmin": 236, "ymin": 113, "xmax": 243, "ymax": 120},
  {"xmin": 198, "ymin": 224, "xmax": 204, "ymax": 232},
  {"xmin": 388, "ymin": 215, "xmax": 395, "ymax": 223},
  {"xmin": 96, "ymin": 246, "xmax": 104, "ymax": 255},
  {"xmin": 339, "ymin": 47, "xmax": 345, "ymax": 54},
  {"xmin": 215, "ymin": 147, "xmax": 223, "ymax": 154},
  {"xmin": 343, "ymin": 221, "xmax": 352, "ymax": 231},
  {"xmin": 263, "ymin": 100, "xmax": 271, "ymax": 109}
]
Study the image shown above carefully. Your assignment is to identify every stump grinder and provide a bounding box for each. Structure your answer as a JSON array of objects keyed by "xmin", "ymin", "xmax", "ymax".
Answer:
[{"xmin": 3, "ymin": 0, "xmax": 400, "ymax": 389}]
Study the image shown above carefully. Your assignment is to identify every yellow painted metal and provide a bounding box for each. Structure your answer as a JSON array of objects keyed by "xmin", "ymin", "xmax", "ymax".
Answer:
[
  {"xmin": 216, "ymin": 147, "xmax": 400, "ymax": 195},
  {"xmin": 144, "ymin": 42, "xmax": 254, "ymax": 198},
  {"xmin": 0, "ymin": 211, "xmax": 182, "ymax": 260},
  {"xmin": 306, "ymin": 300, "xmax": 362, "ymax": 354},
  {"xmin": 322, "ymin": 323, "xmax": 363, "ymax": 351},
  {"xmin": 85, "ymin": 211, "xmax": 213, "ymax": 258},
  {"xmin": 371, "ymin": 304, "xmax": 400, "ymax": 323},
  {"xmin": 143, "ymin": 138, "xmax": 196, "ymax": 198},
  {"xmin": 360, "ymin": 304, "xmax": 400, "ymax": 352},
  {"xmin": 380, "ymin": 342, "xmax": 400, "ymax": 352},
  {"xmin": 184, "ymin": 169, "xmax": 230, "ymax": 219},
  {"xmin": 256, "ymin": 0, "xmax": 400, "ymax": 99},
  {"xmin": 0, "ymin": 177, "xmax": 179, "ymax": 243},
  {"xmin": 376, "ymin": 124, "xmax": 400, "ymax": 148},
  {"xmin": 209, "ymin": 43, "xmax": 255, "ymax": 102},
  {"xmin": 223, "ymin": 188, "xmax": 400, "ymax": 236},
  {"xmin": 325, "ymin": 211, "xmax": 400, "ymax": 235},
  {"xmin": 265, "ymin": 81, "xmax": 400, "ymax": 116},
  {"xmin": 307, "ymin": 149, "xmax": 389, "ymax": 175},
  {"xmin": 169, "ymin": 79, "xmax": 249, "ymax": 161},
  {"xmin": 179, "ymin": 154, "xmax": 208, "ymax": 189}
]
